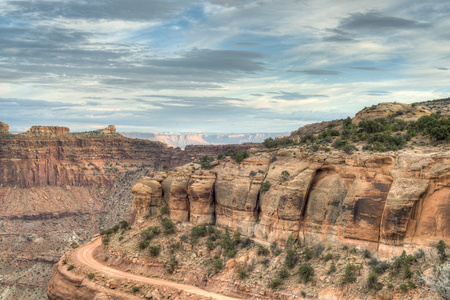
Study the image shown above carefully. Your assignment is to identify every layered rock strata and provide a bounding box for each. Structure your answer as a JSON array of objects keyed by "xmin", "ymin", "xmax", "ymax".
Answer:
[
  {"xmin": 0, "ymin": 128, "xmax": 251, "ymax": 299},
  {"xmin": 131, "ymin": 149, "xmax": 450, "ymax": 253}
]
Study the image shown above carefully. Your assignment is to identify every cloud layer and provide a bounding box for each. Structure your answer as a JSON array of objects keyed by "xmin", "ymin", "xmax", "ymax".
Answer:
[{"xmin": 0, "ymin": 0, "xmax": 449, "ymax": 132}]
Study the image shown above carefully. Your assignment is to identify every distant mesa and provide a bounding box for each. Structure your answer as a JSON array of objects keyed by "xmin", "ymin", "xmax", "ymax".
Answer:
[
  {"xmin": 29, "ymin": 126, "xmax": 70, "ymax": 135},
  {"xmin": 0, "ymin": 121, "xmax": 9, "ymax": 134},
  {"xmin": 95, "ymin": 125, "xmax": 116, "ymax": 134}
]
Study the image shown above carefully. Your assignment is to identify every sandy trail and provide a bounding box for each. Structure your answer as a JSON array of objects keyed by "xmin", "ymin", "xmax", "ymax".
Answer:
[{"xmin": 75, "ymin": 238, "xmax": 240, "ymax": 300}]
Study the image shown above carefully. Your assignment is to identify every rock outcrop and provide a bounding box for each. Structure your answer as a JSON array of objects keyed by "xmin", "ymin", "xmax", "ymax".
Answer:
[
  {"xmin": 352, "ymin": 102, "xmax": 432, "ymax": 124},
  {"xmin": 29, "ymin": 126, "xmax": 70, "ymax": 135},
  {"xmin": 0, "ymin": 121, "xmax": 8, "ymax": 134},
  {"xmin": 131, "ymin": 149, "xmax": 450, "ymax": 254},
  {"xmin": 96, "ymin": 125, "xmax": 116, "ymax": 134}
]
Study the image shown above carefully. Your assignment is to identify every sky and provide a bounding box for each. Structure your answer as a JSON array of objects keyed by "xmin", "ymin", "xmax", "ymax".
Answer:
[{"xmin": 0, "ymin": 0, "xmax": 449, "ymax": 133}]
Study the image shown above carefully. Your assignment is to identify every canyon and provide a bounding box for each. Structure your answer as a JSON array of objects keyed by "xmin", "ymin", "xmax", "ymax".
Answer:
[
  {"xmin": 0, "ymin": 124, "xmax": 253, "ymax": 299},
  {"xmin": 121, "ymin": 132, "xmax": 288, "ymax": 149},
  {"xmin": 47, "ymin": 102, "xmax": 449, "ymax": 300}
]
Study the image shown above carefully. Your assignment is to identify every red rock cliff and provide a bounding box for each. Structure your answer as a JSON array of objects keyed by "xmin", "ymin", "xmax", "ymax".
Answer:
[{"xmin": 131, "ymin": 149, "xmax": 450, "ymax": 256}]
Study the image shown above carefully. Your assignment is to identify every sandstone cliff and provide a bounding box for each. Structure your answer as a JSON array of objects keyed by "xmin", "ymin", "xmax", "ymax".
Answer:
[
  {"xmin": 0, "ymin": 121, "xmax": 9, "ymax": 134},
  {"xmin": 131, "ymin": 149, "xmax": 449, "ymax": 255},
  {"xmin": 29, "ymin": 126, "xmax": 70, "ymax": 135}
]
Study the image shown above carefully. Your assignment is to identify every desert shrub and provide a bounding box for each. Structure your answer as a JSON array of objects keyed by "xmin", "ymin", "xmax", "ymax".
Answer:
[
  {"xmin": 281, "ymin": 170, "xmax": 290, "ymax": 180},
  {"xmin": 298, "ymin": 264, "xmax": 315, "ymax": 283},
  {"xmin": 285, "ymin": 248, "xmax": 298, "ymax": 269},
  {"xmin": 399, "ymin": 283, "xmax": 408, "ymax": 292},
  {"xmin": 87, "ymin": 273, "xmax": 95, "ymax": 279},
  {"xmin": 200, "ymin": 155, "xmax": 214, "ymax": 169},
  {"xmin": 191, "ymin": 226, "xmax": 207, "ymax": 239},
  {"xmin": 210, "ymin": 259, "xmax": 223, "ymax": 274},
  {"xmin": 162, "ymin": 164, "xmax": 169, "ymax": 170},
  {"xmin": 233, "ymin": 231, "xmax": 241, "ymax": 244},
  {"xmin": 138, "ymin": 240, "xmax": 149, "ymax": 249},
  {"xmin": 300, "ymin": 134, "xmax": 315, "ymax": 145},
  {"xmin": 260, "ymin": 181, "xmax": 271, "ymax": 193},
  {"xmin": 167, "ymin": 256, "xmax": 178, "ymax": 274},
  {"xmin": 102, "ymin": 237, "xmax": 110, "ymax": 245},
  {"xmin": 217, "ymin": 153, "xmax": 225, "ymax": 160},
  {"xmin": 310, "ymin": 144, "xmax": 319, "ymax": 152},
  {"xmin": 206, "ymin": 241, "xmax": 216, "ymax": 250},
  {"xmin": 277, "ymin": 267, "xmax": 290, "ymax": 279},
  {"xmin": 268, "ymin": 278, "xmax": 283, "ymax": 289},
  {"xmin": 132, "ymin": 286, "xmax": 140, "ymax": 293},
  {"xmin": 141, "ymin": 226, "xmax": 161, "ymax": 240},
  {"xmin": 149, "ymin": 245, "xmax": 161, "ymax": 257},
  {"xmin": 363, "ymin": 249, "xmax": 371, "ymax": 259},
  {"xmin": 237, "ymin": 267, "xmax": 248, "ymax": 279},
  {"xmin": 407, "ymin": 280, "xmax": 416, "ymax": 289},
  {"xmin": 67, "ymin": 265, "xmax": 75, "ymax": 271},
  {"xmin": 70, "ymin": 242, "xmax": 79, "ymax": 249},
  {"xmin": 119, "ymin": 220, "xmax": 128, "ymax": 229},
  {"xmin": 241, "ymin": 237, "xmax": 253, "ymax": 248},
  {"xmin": 367, "ymin": 271, "xmax": 383, "ymax": 291},
  {"xmin": 160, "ymin": 205, "xmax": 169, "ymax": 215},
  {"xmin": 161, "ymin": 218, "xmax": 176, "ymax": 235},
  {"xmin": 303, "ymin": 247, "xmax": 312, "ymax": 260},
  {"xmin": 230, "ymin": 149, "xmax": 250, "ymax": 163},
  {"xmin": 403, "ymin": 264, "xmax": 413, "ymax": 279},
  {"xmin": 169, "ymin": 242, "xmax": 180, "ymax": 254},
  {"xmin": 263, "ymin": 137, "xmax": 294, "ymax": 148},
  {"xmin": 327, "ymin": 261, "xmax": 336, "ymax": 274},
  {"xmin": 414, "ymin": 249, "xmax": 425, "ymax": 259},
  {"xmin": 324, "ymin": 253, "xmax": 333, "ymax": 261},
  {"xmin": 256, "ymin": 244, "xmax": 270, "ymax": 256},
  {"xmin": 341, "ymin": 264, "xmax": 357, "ymax": 284},
  {"xmin": 437, "ymin": 240, "xmax": 447, "ymax": 262}
]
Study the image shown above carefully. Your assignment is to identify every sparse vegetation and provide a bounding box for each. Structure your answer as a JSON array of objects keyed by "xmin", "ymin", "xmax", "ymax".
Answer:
[
  {"xmin": 298, "ymin": 264, "xmax": 315, "ymax": 283},
  {"xmin": 260, "ymin": 181, "xmax": 271, "ymax": 193}
]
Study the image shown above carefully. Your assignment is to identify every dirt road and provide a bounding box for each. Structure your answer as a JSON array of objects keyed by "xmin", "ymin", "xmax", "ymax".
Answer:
[{"xmin": 76, "ymin": 238, "xmax": 240, "ymax": 300}]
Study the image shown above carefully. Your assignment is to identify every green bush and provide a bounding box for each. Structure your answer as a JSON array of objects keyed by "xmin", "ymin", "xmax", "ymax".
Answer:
[
  {"xmin": 285, "ymin": 248, "xmax": 298, "ymax": 268},
  {"xmin": 363, "ymin": 249, "xmax": 371, "ymax": 259},
  {"xmin": 200, "ymin": 155, "xmax": 214, "ymax": 169},
  {"xmin": 206, "ymin": 241, "xmax": 216, "ymax": 250},
  {"xmin": 102, "ymin": 237, "xmax": 110, "ymax": 245},
  {"xmin": 237, "ymin": 267, "xmax": 248, "ymax": 279},
  {"xmin": 138, "ymin": 240, "xmax": 149, "ymax": 249},
  {"xmin": 233, "ymin": 231, "xmax": 241, "ymax": 244},
  {"xmin": 161, "ymin": 218, "xmax": 176, "ymax": 235},
  {"xmin": 160, "ymin": 205, "xmax": 169, "ymax": 215},
  {"xmin": 67, "ymin": 264, "xmax": 75, "ymax": 271},
  {"xmin": 256, "ymin": 244, "xmax": 270, "ymax": 256},
  {"xmin": 260, "ymin": 181, "xmax": 271, "ymax": 193},
  {"xmin": 324, "ymin": 253, "xmax": 333, "ymax": 261},
  {"xmin": 191, "ymin": 226, "xmax": 207, "ymax": 239},
  {"xmin": 437, "ymin": 240, "xmax": 447, "ymax": 262},
  {"xmin": 327, "ymin": 261, "xmax": 336, "ymax": 274},
  {"xmin": 298, "ymin": 264, "xmax": 315, "ymax": 283},
  {"xmin": 141, "ymin": 226, "xmax": 161, "ymax": 240},
  {"xmin": 87, "ymin": 273, "xmax": 95, "ymax": 279},
  {"xmin": 268, "ymin": 278, "xmax": 283, "ymax": 289},
  {"xmin": 303, "ymin": 247, "xmax": 312, "ymax": 260},
  {"xmin": 281, "ymin": 170, "xmax": 290, "ymax": 180},
  {"xmin": 399, "ymin": 283, "xmax": 408, "ymax": 292},
  {"xmin": 217, "ymin": 153, "xmax": 225, "ymax": 160},
  {"xmin": 149, "ymin": 245, "xmax": 161, "ymax": 256},
  {"xmin": 167, "ymin": 255, "xmax": 178, "ymax": 274},
  {"xmin": 132, "ymin": 286, "xmax": 140, "ymax": 293},
  {"xmin": 367, "ymin": 271, "xmax": 383, "ymax": 291},
  {"xmin": 341, "ymin": 264, "xmax": 357, "ymax": 284},
  {"xmin": 210, "ymin": 259, "xmax": 223, "ymax": 274},
  {"xmin": 119, "ymin": 220, "xmax": 128, "ymax": 229},
  {"xmin": 277, "ymin": 267, "xmax": 289, "ymax": 279}
]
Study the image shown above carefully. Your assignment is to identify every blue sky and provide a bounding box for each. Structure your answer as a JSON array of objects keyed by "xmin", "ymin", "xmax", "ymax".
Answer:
[{"xmin": 0, "ymin": 0, "xmax": 449, "ymax": 132}]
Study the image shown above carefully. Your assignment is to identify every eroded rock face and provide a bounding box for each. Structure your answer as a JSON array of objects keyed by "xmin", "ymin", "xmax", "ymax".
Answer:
[
  {"xmin": 131, "ymin": 149, "xmax": 450, "ymax": 251},
  {"xmin": 29, "ymin": 126, "xmax": 70, "ymax": 135},
  {"xmin": 0, "ymin": 121, "xmax": 8, "ymax": 134}
]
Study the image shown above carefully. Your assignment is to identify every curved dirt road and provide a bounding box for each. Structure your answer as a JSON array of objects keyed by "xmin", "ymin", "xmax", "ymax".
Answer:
[{"xmin": 76, "ymin": 238, "xmax": 240, "ymax": 300}]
